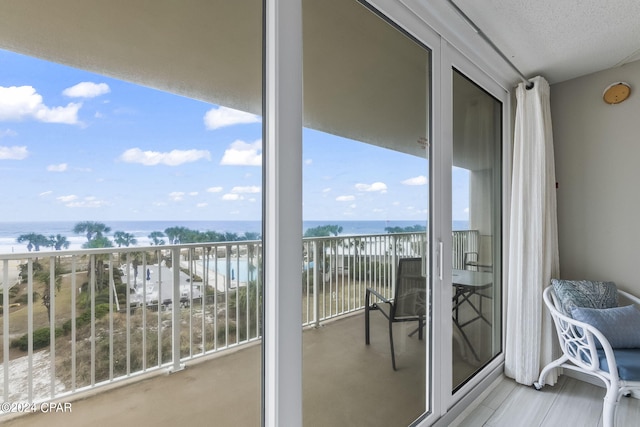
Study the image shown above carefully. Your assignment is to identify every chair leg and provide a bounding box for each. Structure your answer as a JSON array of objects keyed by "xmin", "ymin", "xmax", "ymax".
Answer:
[
  {"xmin": 388, "ymin": 318, "xmax": 396, "ymax": 371},
  {"xmin": 365, "ymin": 303, "xmax": 370, "ymax": 345},
  {"xmin": 534, "ymin": 354, "xmax": 569, "ymax": 389},
  {"xmin": 602, "ymin": 389, "xmax": 618, "ymax": 427}
]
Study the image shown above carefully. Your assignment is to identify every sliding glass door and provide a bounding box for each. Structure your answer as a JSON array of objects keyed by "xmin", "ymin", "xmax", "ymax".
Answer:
[
  {"xmin": 301, "ymin": 1, "xmax": 431, "ymax": 425},
  {"xmin": 450, "ymin": 68, "xmax": 503, "ymax": 391}
]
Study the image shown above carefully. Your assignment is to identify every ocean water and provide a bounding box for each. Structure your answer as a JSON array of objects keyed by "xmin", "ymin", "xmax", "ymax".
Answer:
[{"xmin": 0, "ymin": 219, "xmax": 468, "ymax": 254}]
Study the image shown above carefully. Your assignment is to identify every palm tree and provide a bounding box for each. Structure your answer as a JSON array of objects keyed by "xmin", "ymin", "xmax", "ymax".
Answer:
[
  {"xmin": 165, "ymin": 226, "xmax": 188, "ymax": 244},
  {"xmin": 303, "ymin": 224, "xmax": 343, "ymax": 237},
  {"xmin": 242, "ymin": 231, "xmax": 261, "ymax": 241},
  {"xmin": 48, "ymin": 234, "xmax": 70, "ymax": 268},
  {"xmin": 148, "ymin": 231, "xmax": 166, "ymax": 245},
  {"xmin": 16, "ymin": 233, "xmax": 50, "ymax": 251},
  {"xmin": 113, "ymin": 231, "xmax": 138, "ymax": 247},
  {"xmin": 223, "ymin": 232, "xmax": 239, "ymax": 242},
  {"xmin": 82, "ymin": 236, "xmax": 114, "ymax": 249},
  {"xmin": 49, "ymin": 234, "xmax": 70, "ymax": 250},
  {"xmin": 73, "ymin": 221, "xmax": 111, "ymax": 242},
  {"xmin": 36, "ymin": 265, "xmax": 62, "ymax": 319},
  {"xmin": 82, "ymin": 236, "xmax": 113, "ymax": 292},
  {"xmin": 200, "ymin": 230, "xmax": 224, "ymax": 243}
]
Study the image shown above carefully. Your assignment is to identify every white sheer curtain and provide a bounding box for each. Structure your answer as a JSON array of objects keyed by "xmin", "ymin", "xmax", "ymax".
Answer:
[{"xmin": 505, "ymin": 76, "xmax": 560, "ymax": 385}]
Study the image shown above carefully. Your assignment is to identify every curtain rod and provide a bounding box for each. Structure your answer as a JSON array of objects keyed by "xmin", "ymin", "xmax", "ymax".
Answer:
[{"xmin": 447, "ymin": 0, "xmax": 534, "ymax": 90}]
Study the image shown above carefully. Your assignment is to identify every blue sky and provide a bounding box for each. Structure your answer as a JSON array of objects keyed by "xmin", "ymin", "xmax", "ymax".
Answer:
[{"xmin": 0, "ymin": 49, "xmax": 469, "ymax": 223}]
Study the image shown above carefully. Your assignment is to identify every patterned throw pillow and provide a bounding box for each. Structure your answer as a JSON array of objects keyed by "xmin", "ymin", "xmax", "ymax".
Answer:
[
  {"xmin": 571, "ymin": 305, "xmax": 640, "ymax": 349},
  {"xmin": 551, "ymin": 279, "xmax": 618, "ymax": 316}
]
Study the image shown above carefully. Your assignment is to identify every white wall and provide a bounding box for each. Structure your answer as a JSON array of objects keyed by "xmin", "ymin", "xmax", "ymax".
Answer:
[{"xmin": 552, "ymin": 59, "xmax": 640, "ymax": 294}]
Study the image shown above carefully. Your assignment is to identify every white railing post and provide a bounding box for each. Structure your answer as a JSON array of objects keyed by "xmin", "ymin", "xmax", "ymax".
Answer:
[
  {"xmin": 313, "ymin": 241, "xmax": 320, "ymax": 328},
  {"xmin": 3, "ymin": 260, "xmax": 9, "ymax": 402},
  {"xmin": 27, "ymin": 259, "xmax": 33, "ymax": 403},
  {"xmin": 170, "ymin": 247, "xmax": 184, "ymax": 373},
  {"xmin": 391, "ymin": 235, "xmax": 398, "ymax": 299},
  {"xmin": 49, "ymin": 257, "xmax": 56, "ymax": 398}
]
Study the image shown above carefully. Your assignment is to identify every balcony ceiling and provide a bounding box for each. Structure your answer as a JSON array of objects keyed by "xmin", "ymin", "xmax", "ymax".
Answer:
[
  {"xmin": 0, "ymin": 1, "xmax": 637, "ymax": 158},
  {"xmin": 0, "ymin": 0, "xmax": 430, "ymax": 158},
  {"xmin": 450, "ymin": 0, "xmax": 640, "ymax": 84}
]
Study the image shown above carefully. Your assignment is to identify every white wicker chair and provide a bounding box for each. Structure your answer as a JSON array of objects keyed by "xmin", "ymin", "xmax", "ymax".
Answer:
[{"xmin": 534, "ymin": 285, "xmax": 640, "ymax": 427}]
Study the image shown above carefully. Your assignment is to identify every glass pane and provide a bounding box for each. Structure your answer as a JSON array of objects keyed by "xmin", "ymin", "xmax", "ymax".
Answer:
[
  {"xmin": 451, "ymin": 70, "xmax": 502, "ymax": 390},
  {"xmin": 0, "ymin": 2, "xmax": 262, "ymax": 424},
  {"xmin": 302, "ymin": 0, "xmax": 431, "ymax": 425}
]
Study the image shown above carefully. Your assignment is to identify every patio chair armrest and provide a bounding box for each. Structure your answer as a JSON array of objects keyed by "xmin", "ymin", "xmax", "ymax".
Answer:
[{"xmin": 365, "ymin": 287, "xmax": 390, "ymax": 305}]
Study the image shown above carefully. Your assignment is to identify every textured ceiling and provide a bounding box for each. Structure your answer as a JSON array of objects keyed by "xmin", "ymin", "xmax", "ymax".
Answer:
[{"xmin": 451, "ymin": 0, "xmax": 640, "ymax": 84}]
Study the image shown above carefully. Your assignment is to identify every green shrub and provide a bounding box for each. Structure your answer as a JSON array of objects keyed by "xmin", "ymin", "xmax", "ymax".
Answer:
[
  {"xmin": 9, "ymin": 286, "xmax": 20, "ymax": 298},
  {"xmin": 75, "ymin": 303, "xmax": 111, "ymax": 329},
  {"xmin": 62, "ymin": 319, "xmax": 72, "ymax": 334},
  {"xmin": 61, "ymin": 303, "xmax": 111, "ymax": 335},
  {"xmin": 11, "ymin": 327, "xmax": 63, "ymax": 351}
]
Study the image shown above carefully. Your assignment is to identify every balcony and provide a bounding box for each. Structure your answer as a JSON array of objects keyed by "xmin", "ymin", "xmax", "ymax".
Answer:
[{"xmin": 0, "ymin": 231, "xmax": 479, "ymax": 425}]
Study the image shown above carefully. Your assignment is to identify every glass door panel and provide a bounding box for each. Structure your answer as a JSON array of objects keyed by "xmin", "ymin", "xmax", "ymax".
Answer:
[
  {"xmin": 451, "ymin": 69, "xmax": 502, "ymax": 390},
  {"xmin": 302, "ymin": 0, "xmax": 431, "ymax": 425}
]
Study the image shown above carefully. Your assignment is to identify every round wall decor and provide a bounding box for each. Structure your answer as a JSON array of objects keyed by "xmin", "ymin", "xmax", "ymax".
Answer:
[{"xmin": 603, "ymin": 82, "xmax": 631, "ymax": 104}]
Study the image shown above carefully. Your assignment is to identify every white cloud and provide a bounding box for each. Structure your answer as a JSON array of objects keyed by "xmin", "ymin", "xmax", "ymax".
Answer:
[
  {"xmin": 39, "ymin": 191, "xmax": 53, "ymax": 197},
  {"xmin": 47, "ymin": 163, "xmax": 68, "ymax": 172},
  {"xmin": 65, "ymin": 197, "xmax": 108, "ymax": 208},
  {"xmin": 355, "ymin": 182, "xmax": 387, "ymax": 193},
  {"xmin": 0, "ymin": 86, "xmax": 81, "ymax": 124},
  {"xmin": 305, "ymin": 159, "xmax": 313, "ymax": 165},
  {"xmin": 0, "ymin": 129, "xmax": 17, "ymax": 138},
  {"xmin": 0, "ymin": 145, "xmax": 28, "ymax": 160},
  {"xmin": 207, "ymin": 186, "xmax": 223, "ymax": 193},
  {"xmin": 204, "ymin": 106, "xmax": 261, "ymax": 130},
  {"xmin": 119, "ymin": 148, "xmax": 211, "ymax": 166},
  {"xmin": 222, "ymin": 194, "xmax": 243, "ymax": 201},
  {"xmin": 336, "ymin": 195, "xmax": 355, "ymax": 202},
  {"xmin": 57, "ymin": 194, "xmax": 78, "ymax": 203},
  {"xmin": 220, "ymin": 140, "xmax": 262, "ymax": 166},
  {"xmin": 349, "ymin": 204, "xmax": 357, "ymax": 209},
  {"xmin": 63, "ymin": 82, "xmax": 110, "ymax": 98},
  {"xmin": 322, "ymin": 188, "xmax": 331, "ymax": 193},
  {"xmin": 35, "ymin": 103, "xmax": 82, "ymax": 124},
  {"xmin": 189, "ymin": 192, "xmax": 199, "ymax": 196},
  {"xmin": 231, "ymin": 185, "xmax": 260, "ymax": 194},
  {"xmin": 401, "ymin": 175, "xmax": 428, "ymax": 186},
  {"xmin": 196, "ymin": 202, "xmax": 208, "ymax": 208},
  {"xmin": 169, "ymin": 192, "xmax": 185, "ymax": 201}
]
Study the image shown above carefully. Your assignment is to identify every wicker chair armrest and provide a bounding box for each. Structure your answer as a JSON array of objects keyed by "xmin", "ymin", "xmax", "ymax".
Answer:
[{"xmin": 544, "ymin": 287, "xmax": 619, "ymax": 375}]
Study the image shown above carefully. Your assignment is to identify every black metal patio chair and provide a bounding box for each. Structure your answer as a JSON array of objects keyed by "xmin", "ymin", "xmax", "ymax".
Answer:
[{"xmin": 365, "ymin": 257, "xmax": 426, "ymax": 370}]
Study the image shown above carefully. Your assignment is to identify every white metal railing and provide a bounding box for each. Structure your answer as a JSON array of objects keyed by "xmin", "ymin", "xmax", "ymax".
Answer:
[
  {"xmin": 301, "ymin": 232, "xmax": 427, "ymax": 327},
  {"xmin": 0, "ymin": 230, "xmax": 475, "ymax": 409},
  {"xmin": 452, "ymin": 229, "xmax": 479, "ymax": 270}
]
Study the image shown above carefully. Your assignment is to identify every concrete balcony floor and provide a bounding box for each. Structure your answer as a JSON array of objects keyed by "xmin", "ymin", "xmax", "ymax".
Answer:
[{"xmin": 5, "ymin": 311, "xmax": 450, "ymax": 427}]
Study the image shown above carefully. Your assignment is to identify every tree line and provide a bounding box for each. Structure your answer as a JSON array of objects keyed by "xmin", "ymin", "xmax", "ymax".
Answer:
[
  {"xmin": 16, "ymin": 221, "xmax": 424, "ymax": 251},
  {"xmin": 16, "ymin": 221, "xmax": 263, "ymax": 252},
  {"xmin": 303, "ymin": 223, "xmax": 426, "ymax": 237}
]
